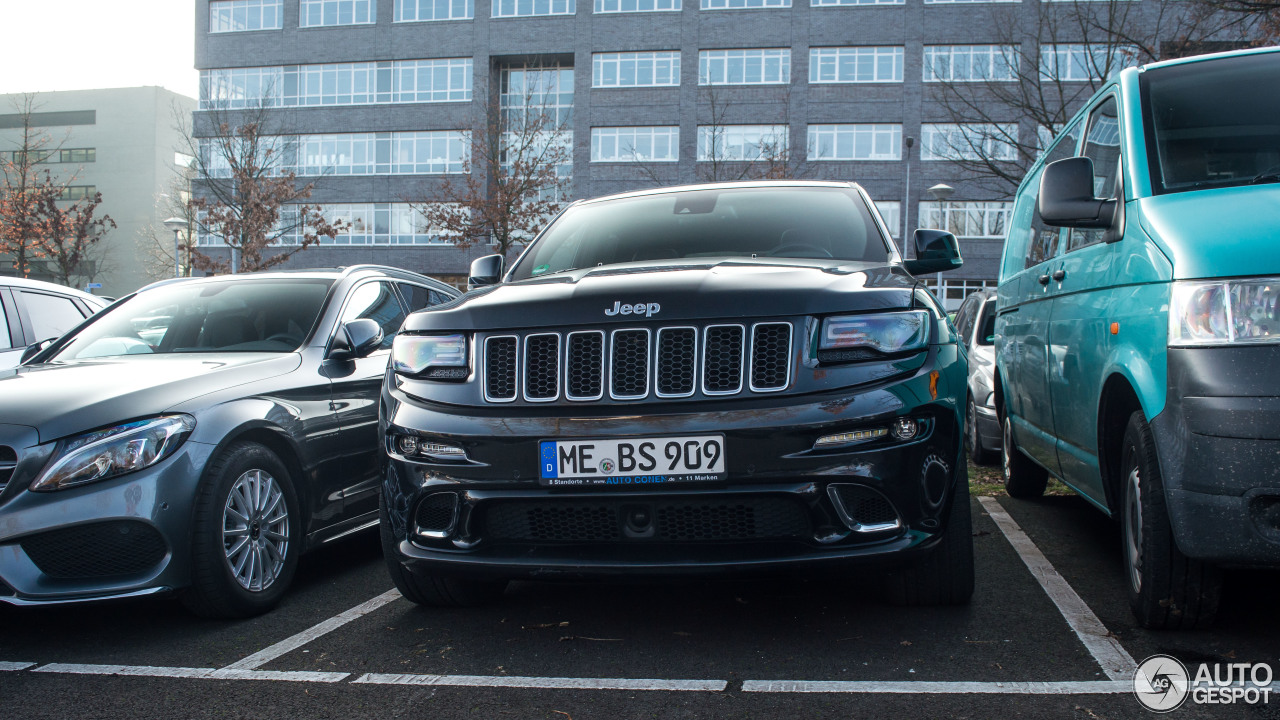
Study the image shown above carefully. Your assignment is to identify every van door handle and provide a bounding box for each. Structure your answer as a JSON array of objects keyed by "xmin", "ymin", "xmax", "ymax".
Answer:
[
  {"xmin": 1052, "ymin": 270, "xmax": 1067, "ymax": 282},
  {"xmin": 1038, "ymin": 274, "xmax": 1051, "ymax": 286}
]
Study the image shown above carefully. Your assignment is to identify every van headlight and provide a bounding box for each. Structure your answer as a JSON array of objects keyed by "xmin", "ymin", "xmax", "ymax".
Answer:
[
  {"xmin": 1169, "ymin": 278, "xmax": 1280, "ymax": 346},
  {"xmin": 819, "ymin": 311, "xmax": 930, "ymax": 360},
  {"xmin": 31, "ymin": 415, "xmax": 196, "ymax": 492},
  {"xmin": 392, "ymin": 334, "xmax": 469, "ymax": 379}
]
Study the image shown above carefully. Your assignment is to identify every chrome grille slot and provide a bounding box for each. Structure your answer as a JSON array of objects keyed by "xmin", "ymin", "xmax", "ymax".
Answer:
[
  {"xmin": 523, "ymin": 333, "xmax": 561, "ymax": 402},
  {"xmin": 702, "ymin": 324, "xmax": 745, "ymax": 395},
  {"xmin": 750, "ymin": 322, "xmax": 792, "ymax": 392},
  {"xmin": 484, "ymin": 335, "xmax": 518, "ymax": 402},
  {"xmin": 656, "ymin": 327, "xmax": 697, "ymax": 398},
  {"xmin": 610, "ymin": 328, "xmax": 651, "ymax": 400},
  {"xmin": 565, "ymin": 331, "xmax": 605, "ymax": 401}
]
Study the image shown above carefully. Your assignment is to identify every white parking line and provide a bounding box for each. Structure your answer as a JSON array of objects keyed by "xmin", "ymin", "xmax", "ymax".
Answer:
[
  {"xmin": 0, "ymin": 662, "xmax": 35, "ymax": 671},
  {"xmin": 978, "ymin": 496, "xmax": 1136, "ymax": 681},
  {"xmin": 744, "ymin": 680, "xmax": 1130, "ymax": 694},
  {"xmin": 221, "ymin": 588, "xmax": 401, "ymax": 671},
  {"xmin": 354, "ymin": 673, "xmax": 728, "ymax": 691},
  {"xmin": 33, "ymin": 663, "xmax": 348, "ymax": 683}
]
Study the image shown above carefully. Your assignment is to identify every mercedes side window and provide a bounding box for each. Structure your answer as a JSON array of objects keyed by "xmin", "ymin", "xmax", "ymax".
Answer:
[
  {"xmin": 1068, "ymin": 96, "xmax": 1122, "ymax": 252},
  {"xmin": 341, "ymin": 282, "xmax": 405, "ymax": 350},
  {"xmin": 1025, "ymin": 122, "xmax": 1081, "ymax": 269}
]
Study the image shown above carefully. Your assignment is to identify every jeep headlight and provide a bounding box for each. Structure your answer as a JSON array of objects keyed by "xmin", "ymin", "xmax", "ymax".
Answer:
[
  {"xmin": 1169, "ymin": 278, "xmax": 1280, "ymax": 346},
  {"xmin": 819, "ymin": 311, "xmax": 930, "ymax": 359},
  {"xmin": 392, "ymin": 333, "xmax": 469, "ymax": 379},
  {"xmin": 31, "ymin": 415, "xmax": 195, "ymax": 492}
]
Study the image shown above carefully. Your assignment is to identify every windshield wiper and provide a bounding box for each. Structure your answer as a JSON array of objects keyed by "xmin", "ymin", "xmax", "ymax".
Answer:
[{"xmin": 1251, "ymin": 164, "xmax": 1280, "ymax": 185}]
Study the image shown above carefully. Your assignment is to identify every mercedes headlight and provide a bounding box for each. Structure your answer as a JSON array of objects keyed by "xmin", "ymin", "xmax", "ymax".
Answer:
[
  {"xmin": 1169, "ymin": 278, "xmax": 1280, "ymax": 346},
  {"xmin": 31, "ymin": 415, "xmax": 196, "ymax": 492},
  {"xmin": 819, "ymin": 311, "xmax": 931, "ymax": 359},
  {"xmin": 392, "ymin": 333, "xmax": 469, "ymax": 379}
]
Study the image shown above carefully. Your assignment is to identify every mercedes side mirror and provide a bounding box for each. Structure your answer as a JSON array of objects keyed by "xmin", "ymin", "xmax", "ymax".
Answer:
[
  {"xmin": 329, "ymin": 318, "xmax": 384, "ymax": 361},
  {"xmin": 19, "ymin": 338, "xmax": 55, "ymax": 365},
  {"xmin": 1039, "ymin": 156, "xmax": 1117, "ymax": 229},
  {"xmin": 903, "ymin": 229, "xmax": 964, "ymax": 275},
  {"xmin": 468, "ymin": 254, "xmax": 504, "ymax": 291}
]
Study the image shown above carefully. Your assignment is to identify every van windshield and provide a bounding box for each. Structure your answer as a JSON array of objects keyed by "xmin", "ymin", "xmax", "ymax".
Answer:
[
  {"xmin": 1143, "ymin": 52, "xmax": 1280, "ymax": 194},
  {"xmin": 510, "ymin": 186, "xmax": 891, "ymax": 281}
]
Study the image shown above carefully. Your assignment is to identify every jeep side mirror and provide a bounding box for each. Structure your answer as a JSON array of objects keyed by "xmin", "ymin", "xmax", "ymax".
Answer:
[
  {"xmin": 468, "ymin": 254, "xmax": 504, "ymax": 290},
  {"xmin": 1039, "ymin": 156, "xmax": 1116, "ymax": 229},
  {"xmin": 329, "ymin": 318, "xmax": 384, "ymax": 361},
  {"xmin": 19, "ymin": 337, "xmax": 55, "ymax": 365},
  {"xmin": 903, "ymin": 229, "xmax": 963, "ymax": 275}
]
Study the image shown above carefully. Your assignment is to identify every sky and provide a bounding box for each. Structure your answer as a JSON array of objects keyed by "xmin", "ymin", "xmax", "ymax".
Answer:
[{"xmin": 0, "ymin": 0, "xmax": 199, "ymax": 99}]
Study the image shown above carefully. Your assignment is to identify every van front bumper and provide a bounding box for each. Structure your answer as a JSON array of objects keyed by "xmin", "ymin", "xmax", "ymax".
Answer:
[{"xmin": 1149, "ymin": 347, "xmax": 1280, "ymax": 566}]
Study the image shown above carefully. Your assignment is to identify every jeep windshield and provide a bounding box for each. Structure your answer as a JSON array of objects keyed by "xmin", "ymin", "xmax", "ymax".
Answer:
[
  {"xmin": 1143, "ymin": 52, "xmax": 1280, "ymax": 194},
  {"xmin": 510, "ymin": 185, "xmax": 891, "ymax": 281}
]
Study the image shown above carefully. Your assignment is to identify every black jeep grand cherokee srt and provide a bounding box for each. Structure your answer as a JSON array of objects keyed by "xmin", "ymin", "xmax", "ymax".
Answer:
[{"xmin": 379, "ymin": 181, "xmax": 972, "ymax": 606}]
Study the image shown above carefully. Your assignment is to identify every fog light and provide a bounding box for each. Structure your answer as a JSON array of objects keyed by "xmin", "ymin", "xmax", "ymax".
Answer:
[
  {"xmin": 890, "ymin": 418, "xmax": 919, "ymax": 440},
  {"xmin": 815, "ymin": 428, "xmax": 887, "ymax": 448},
  {"xmin": 397, "ymin": 435, "xmax": 419, "ymax": 455}
]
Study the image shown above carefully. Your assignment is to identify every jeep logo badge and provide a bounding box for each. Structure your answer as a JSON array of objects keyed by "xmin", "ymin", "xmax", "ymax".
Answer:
[{"xmin": 605, "ymin": 300, "xmax": 661, "ymax": 318}]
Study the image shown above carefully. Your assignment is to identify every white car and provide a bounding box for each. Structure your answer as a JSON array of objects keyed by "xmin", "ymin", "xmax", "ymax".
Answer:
[{"xmin": 0, "ymin": 276, "xmax": 110, "ymax": 371}]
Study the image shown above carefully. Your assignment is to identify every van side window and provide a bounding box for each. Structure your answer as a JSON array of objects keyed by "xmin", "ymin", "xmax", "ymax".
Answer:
[
  {"xmin": 1025, "ymin": 123, "xmax": 1080, "ymax": 269},
  {"xmin": 1068, "ymin": 95, "xmax": 1121, "ymax": 252}
]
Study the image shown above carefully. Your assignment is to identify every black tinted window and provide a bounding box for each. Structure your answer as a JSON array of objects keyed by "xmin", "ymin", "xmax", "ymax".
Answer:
[
  {"xmin": 512, "ymin": 187, "xmax": 889, "ymax": 281},
  {"xmin": 1025, "ymin": 124, "xmax": 1079, "ymax": 269},
  {"xmin": 397, "ymin": 283, "xmax": 434, "ymax": 312},
  {"xmin": 1068, "ymin": 96, "xmax": 1121, "ymax": 252},
  {"xmin": 341, "ymin": 282, "xmax": 405, "ymax": 350},
  {"xmin": 977, "ymin": 301, "xmax": 996, "ymax": 346}
]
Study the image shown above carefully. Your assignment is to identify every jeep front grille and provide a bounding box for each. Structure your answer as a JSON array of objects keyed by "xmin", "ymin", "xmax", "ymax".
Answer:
[{"xmin": 482, "ymin": 322, "xmax": 793, "ymax": 404}]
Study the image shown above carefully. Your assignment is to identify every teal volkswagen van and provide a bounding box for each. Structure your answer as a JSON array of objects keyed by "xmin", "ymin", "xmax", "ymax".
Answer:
[{"xmin": 995, "ymin": 48, "xmax": 1280, "ymax": 630}]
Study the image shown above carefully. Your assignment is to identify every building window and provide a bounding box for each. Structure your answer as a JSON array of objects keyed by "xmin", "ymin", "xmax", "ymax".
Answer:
[
  {"xmin": 1039, "ymin": 44, "xmax": 1136, "ymax": 81},
  {"xmin": 701, "ymin": 0, "xmax": 790, "ymax": 8},
  {"xmin": 59, "ymin": 148, "xmax": 96, "ymax": 163},
  {"xmin": 919, "ymin": 200, "xmax": 1014, "ymax": 238},
  {"xmin": 921, "ymin": 278, "xmax": 998, "ymax": 309},
  {"xmin": 492, "ymin": 0, "xmax": 575, "ymax": 17},
  {"xmin": 923, "ymin": 0, "xmax": 1016, "ymax": 4},
  {"xmin": 300, "ymin": 0, "xmax": 377, "ymax": 26},
  {"xmin": 698, "ymin": 49, "xmax": 790, "ymax": 85},
  {"xmin": 592, "ymin": 51, "xmax": 680, "ymax": 88},
  {"xmin": 920, "ymin": 123, "xmax": 1018, "ymax": 161},
  {"xmin": 812, "ymin": 0, "xmax": 903, "ymax": 5},
  {"xmin": 0, "ymin": 148, "xmax": 95, "ymax": 164},
  {"xmin": 809, "ymin": 46, "xmax": 903, "ymax": 83},
  {"xmin": 591, "ymin": 126, "xmax": 679, "ymax": 162},
  {"xmin": 200, "ymin": 131, "xmax": 469, "ymax": 176},
  {"xmin": 923, "ymin": 45, "xmax": 1019, "ymax": 82},
  {"xmin": 696, "ymin": 124, "xmax": 788, "ymax": 161},
  {"xmin": 200, "ymin": 204, "xmax": 456, "ymax": 246},
  {"xmin": 58, "ymin": 185, "xmax": 96, "ymax": 201},
  {"xmin": 209, "ymin": 0, "xmax": 282, "ymax": 32},
  {"xmin": 594, "ymin": 0, "xmax": 680, "ymax": 11},
  {"xmin": 875, "ymin": 200, "xmax": 901, "ymax": 238},
  {"xmin": 807, "ymin": 124, "xmax": 901, "ymax": 160},
  {"xmin": 395, "ymin": 0, "xmax": 473, "ymax": 20},
  {"xmin": 200, "ymin": 59, "xmax": 473, "ymax": 109}
]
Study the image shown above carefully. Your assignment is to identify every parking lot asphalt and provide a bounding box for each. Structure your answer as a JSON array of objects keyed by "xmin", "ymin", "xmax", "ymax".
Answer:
[{"xmin": 2, "ymin": 490, "xmax": 1278, "ymax": 720}]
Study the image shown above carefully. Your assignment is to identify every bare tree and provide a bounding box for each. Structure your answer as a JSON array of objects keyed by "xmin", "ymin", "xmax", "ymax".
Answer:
[
  {"xmin": 34, "ymin": 183, "xmax": 116, "ymax": 287},
  {"xmin": 185, "ymin": 96, "xmax": 344, "ymax": 274},
  {"xmin": 694, "ymin": 85, "xmax": 806, "ymax": 183},
  {"xmin": 0, "ymin": 94, "xmax": 65, "ymax": 277},
  {"xmin": 925, "ymin": 0, "xmax": 1257, "ymax": 196},
  {"xmin": 414, "ymin": 65, "xmax": 573, "ymax": 257}
]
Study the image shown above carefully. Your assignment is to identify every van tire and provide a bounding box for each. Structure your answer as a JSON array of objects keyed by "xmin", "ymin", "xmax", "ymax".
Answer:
[
  {"xmin": 1002, "ymin": 415, "xmax": 1048, "ymax": 499},
  {"xmin": 1120, "ymin": 411, "xmax": 1221, "ymax": 630},
  {"xmin": 380, "ymin": 493, "xmax": 507, "ymax": 607},
  {"xmin": 884, "ymin": 471, "xmax": 975, "ymax": 606}
]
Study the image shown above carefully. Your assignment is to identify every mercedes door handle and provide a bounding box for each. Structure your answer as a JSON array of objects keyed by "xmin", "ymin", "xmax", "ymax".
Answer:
[
  {"xmin": 1052, "ymin": 270, "xmax": 1067, "ymax": 282},
  {"xmin": 1038, "ymin": 274, "xmax": 1051, "ymax": 285}
]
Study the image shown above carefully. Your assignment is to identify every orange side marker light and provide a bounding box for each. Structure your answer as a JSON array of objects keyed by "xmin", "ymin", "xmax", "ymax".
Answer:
[{"xmin": 1110, "ymin": 322, "xmax": 1120, "ymax": 335}]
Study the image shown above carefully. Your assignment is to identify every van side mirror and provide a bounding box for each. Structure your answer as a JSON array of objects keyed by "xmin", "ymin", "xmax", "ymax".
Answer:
[
  {"xmin": 328, "ymin": 318, "xmax": 383, "ymax": 361},
  {"xmin": 468, "ymin": 254, "xmax": 504, "ymax": 290},
  {"xmin": 1039, "ymin": 157, "xmax": 1116, "ymax": 229},
  {"xmin": 903, "ymin": 229, "xmax": 963, "ymax": 275}
]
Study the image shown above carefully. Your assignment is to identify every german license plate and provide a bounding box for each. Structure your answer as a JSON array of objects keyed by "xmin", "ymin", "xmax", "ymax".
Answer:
[{"xmin": 538, "ymin": 435, "xmax": 727, "ymax": 487}]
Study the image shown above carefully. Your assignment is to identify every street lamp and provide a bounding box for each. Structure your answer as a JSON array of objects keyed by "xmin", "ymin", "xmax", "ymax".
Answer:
[
  {"xmin": 163, "ymin": 217, "xmax": 187, "ymax": 278},
  {"xmin": 900, "ymin": 136, "xmax": 915, "ymax": 256}
]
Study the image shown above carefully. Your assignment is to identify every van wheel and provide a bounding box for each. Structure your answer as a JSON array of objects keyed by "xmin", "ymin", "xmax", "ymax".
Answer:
[
  {"xmin": 1001, "ymin": 415, "xmax": 1048, "ymax": 499},
  {"xmin": 183, "ymin": 442, "xmax": 300, "ymax": 618},
  {"xmin": 380, "ymin": 493, "xmax": 507, "ymax": 607},
  {"xmin": 1120, "ymin": 411, "xmax": 1221, "ymax": 630},
  {"xmin": 884, "ymin": 471, "xmax": 975, "ymax": 606},
  {"xmin": 966, "ymin": 396, "xmax": 994, "ymax": 466}
]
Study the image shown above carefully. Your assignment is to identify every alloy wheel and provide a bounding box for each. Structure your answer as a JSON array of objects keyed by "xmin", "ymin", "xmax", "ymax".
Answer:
[{"xmin": 222, "ymin": 468, "xmax": 290, "ymax": 592}]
